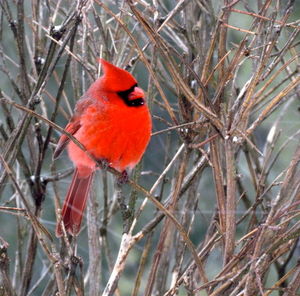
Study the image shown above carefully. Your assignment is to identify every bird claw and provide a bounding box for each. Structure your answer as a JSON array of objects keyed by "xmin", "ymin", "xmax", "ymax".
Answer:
[
  {"xmin": 98, "ymin": 158, "xmax": 110, "ymax": 170},
  {"xmin": 117, "ymin": 170, "xmax": 129, "ymax": 185}
]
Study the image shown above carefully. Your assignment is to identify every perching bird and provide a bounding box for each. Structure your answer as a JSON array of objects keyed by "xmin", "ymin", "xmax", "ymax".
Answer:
[{"xmin": 54, "ymin": 59, "xmax": 152, "ymax": 236}]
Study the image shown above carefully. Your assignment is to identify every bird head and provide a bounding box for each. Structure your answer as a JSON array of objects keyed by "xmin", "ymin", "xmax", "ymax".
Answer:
[{"xmin": 98, "ymin": 59, "xmax": 145, "ymax": 107}]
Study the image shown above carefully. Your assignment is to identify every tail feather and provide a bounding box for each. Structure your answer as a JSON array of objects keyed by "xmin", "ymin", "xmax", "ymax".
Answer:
[{"xmin": 56, "ymin": 168, "xmax": 94, "ymax": 237}]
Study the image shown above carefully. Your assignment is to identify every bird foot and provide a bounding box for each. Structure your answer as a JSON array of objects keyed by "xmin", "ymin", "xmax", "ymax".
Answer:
[
  {"xmin": 117, "ymin": 170, "xmax": 129, "ymax": 185},
  {"xmin": 97, "ymin": 158, "xmax": 110, "ymax": 170}
]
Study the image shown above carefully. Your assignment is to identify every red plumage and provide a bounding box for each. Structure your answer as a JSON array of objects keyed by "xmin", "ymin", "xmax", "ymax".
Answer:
[{"xmin": 54, "ymin": 59, "xmax": 152, "ymax": 236}]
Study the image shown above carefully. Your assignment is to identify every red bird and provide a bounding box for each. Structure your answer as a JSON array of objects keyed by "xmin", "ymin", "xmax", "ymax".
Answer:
[{"xmin": 54, "ymin": 59, "xmax": 152, "ymax": 236}]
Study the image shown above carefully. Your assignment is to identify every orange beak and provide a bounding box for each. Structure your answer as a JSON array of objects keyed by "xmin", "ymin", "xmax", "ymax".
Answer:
[{"xmin": 128, "ymin": 86, "xmax": 145, "ymax": 101}]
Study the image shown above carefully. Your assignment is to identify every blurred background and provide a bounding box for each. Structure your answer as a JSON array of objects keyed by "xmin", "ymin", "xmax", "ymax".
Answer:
[{"xmin": 0, "ymin": 0, "xmax": 300, "ymax": 295}]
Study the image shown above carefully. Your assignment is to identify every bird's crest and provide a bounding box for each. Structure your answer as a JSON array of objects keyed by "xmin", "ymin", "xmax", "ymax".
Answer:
[{"xmin": 98, "ymin": 59, "xmax": 138, "ymax": 92}]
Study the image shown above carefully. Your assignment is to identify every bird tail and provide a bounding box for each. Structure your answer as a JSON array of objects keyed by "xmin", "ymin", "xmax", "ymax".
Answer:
[{"xmin": 56, "ymin": 168, "xmax": 94, "ymax": 237}]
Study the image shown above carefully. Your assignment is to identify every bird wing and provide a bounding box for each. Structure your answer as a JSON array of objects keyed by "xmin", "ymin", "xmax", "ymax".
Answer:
[
  {"xmin": 53, "ymin": 118, "xmax": 81, "ymax": 159},
  {"xmin": 53, "ymin": 96, "xmax": 95, "ymax": 160}
]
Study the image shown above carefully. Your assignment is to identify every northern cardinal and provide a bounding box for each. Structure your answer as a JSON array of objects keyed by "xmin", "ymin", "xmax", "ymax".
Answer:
[{"xmin": 54, "ymin": 59, "xmax": 152, "ymax": 236}]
